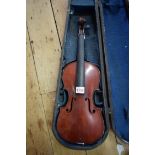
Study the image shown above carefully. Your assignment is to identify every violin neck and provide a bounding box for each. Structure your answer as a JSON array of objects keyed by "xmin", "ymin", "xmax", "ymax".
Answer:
[{"xmin": 76, "ymin": 32, "xmax": 85, "ymax": 94}]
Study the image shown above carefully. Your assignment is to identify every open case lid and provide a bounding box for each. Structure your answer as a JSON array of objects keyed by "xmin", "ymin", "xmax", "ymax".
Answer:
[{"xmin": 99, "ymin": 0, "xmax": 129, "ymax": 142}]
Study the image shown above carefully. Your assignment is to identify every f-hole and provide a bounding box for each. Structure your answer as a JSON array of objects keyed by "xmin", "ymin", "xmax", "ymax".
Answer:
[
  {"xmin": 65, "ymin": 97, "xmax": 74, "ymax": 113},
  {"xmin": 87, "ymin": 98, "xmax": 96, "ymax": 114}
]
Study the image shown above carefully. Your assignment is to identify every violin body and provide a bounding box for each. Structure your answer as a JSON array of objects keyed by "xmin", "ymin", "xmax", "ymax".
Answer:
[
  {"xmin": 57, "ymin": 17, "xmax": 105, "ymax": 144},
  {"xmin": 57, "ymin": 62, "xmax": 104, "ymax": 144}
]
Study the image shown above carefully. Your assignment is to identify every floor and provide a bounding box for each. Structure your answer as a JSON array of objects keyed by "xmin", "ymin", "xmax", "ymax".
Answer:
[{"xmin": 26, "ymin": 0, "xmax": 129, "ymax": 154}]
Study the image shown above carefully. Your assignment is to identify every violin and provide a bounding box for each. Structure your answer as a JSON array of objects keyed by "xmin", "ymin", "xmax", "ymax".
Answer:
[{"xmin": 57, "ymin": 17, "xmax": 105, "ymax": 144}]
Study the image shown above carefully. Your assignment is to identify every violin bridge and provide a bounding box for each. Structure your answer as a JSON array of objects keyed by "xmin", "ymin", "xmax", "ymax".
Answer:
[{"xmin": 76, "ymin": 86, "xmax": 85, "ymax": 94}]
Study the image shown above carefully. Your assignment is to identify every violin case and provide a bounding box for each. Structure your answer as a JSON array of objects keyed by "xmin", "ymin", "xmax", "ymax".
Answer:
[{"xmin": 52, "ymin": 0, "xmax": 129, "ymax": 149}]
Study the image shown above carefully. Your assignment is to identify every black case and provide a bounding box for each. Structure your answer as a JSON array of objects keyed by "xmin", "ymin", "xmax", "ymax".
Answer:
[{"xmin": 52, "ymin": 0, "xmax": 129, "ymax": 149}]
